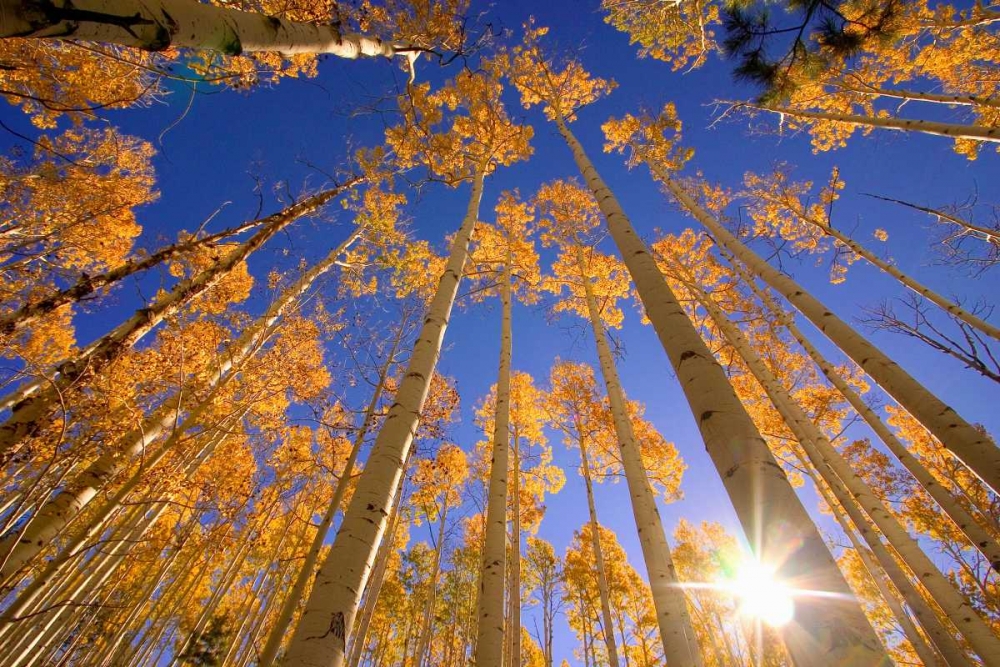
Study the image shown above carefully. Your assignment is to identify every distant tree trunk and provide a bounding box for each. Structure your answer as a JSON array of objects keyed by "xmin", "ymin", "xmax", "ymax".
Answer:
[
  {"xmin": 414, "ymin": 502, "xmax": 449, "ymax": 667},
  {"xmin": 476, "ymin": 245, "xmax": 514, "ymax": 667},
  {"xmin": 657, "ymin": 169, "xmax": 1000, "ymax": 497},
  {"xmin": 0, "ymin": 0, "xmax": 424, "ymax": 64},
  {"xmin": 747, "ymin": 104, "xmax": 1000, "ymax": 143},
  {"xmin": 553, "ymin": 115, "xmax": 886, "ymax": 665},
  {"xmin": 837, "ymin": 83, "xmax": 1000, "ymax": 109},
  {"xmin": 578, "ymin": 430, "xmax": 622, "ymax": 667},
  {"xmin": 283, "ymin": 167, "xmax": 485, "ymax": 667},
  {"xmin": 576, "ymin": 244, "xmax": 703, "ymax": 666}
]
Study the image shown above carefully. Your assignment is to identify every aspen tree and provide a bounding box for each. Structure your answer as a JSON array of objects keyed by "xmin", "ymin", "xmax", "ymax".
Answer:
[
  {"xmin": 742, "ymin": 167, "xmax": 1000, "ymax": 341},
  {"xmin": 546, "ymin": 360, "xmax": 623, "ymax": 667},
  {"xmin": 603, "ymin": 103, "xmax": 1000, "ymax": 498},
  {"xmin": 467, "ymin": 190, "xmax": 541, "ymax": 667},
  {"xmin": 511, "ymin": 28, "xmax": 885, "ymax": 664},
  {"xmin": 680, "ymin": 270, "xmax": 1000, "ymax": 664},
  {"xmin": 0, "ymin": 179, "xmax": 360, "ymax": 461},
  {"xmin": 0, "ymin": 219, "xmax": 359, "ymax": 580},
  {"xmin": 534, "ymin": 178, "xmax": 700, "ymax": 664},
  {"xmin": 737, "ymin": 262, "xmax": 1000, "ymax": 572},
  {"xmin": 282, "ymin": 63, "xmax": 531, "ymax": 667}
]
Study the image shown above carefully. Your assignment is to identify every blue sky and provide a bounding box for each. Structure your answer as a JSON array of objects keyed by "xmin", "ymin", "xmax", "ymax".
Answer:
[{"xmin": 2, "ymin": 1, "xmax": 998, "ymax": 663}]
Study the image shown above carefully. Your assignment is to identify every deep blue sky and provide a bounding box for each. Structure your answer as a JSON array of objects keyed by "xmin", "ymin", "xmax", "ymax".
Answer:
[{"xmin": 2, "ymin": 1, "xmax": 998, "ymax": 663}]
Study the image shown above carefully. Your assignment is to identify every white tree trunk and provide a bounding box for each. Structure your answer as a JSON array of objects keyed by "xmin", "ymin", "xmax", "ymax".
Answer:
[
  {"xmin": 748, "ymin": 104, "xmax": 1000, "ymax": 143},
  {"xmin": 476, "ymin": 246, "xmax": 514, "ymax": 667},
  {"xmin": 554, "ymin": 116, "xmax": 886, "ymax": 665},
  {"xmin": 579, "ymin": 434, "xmax": 622, "ymax": 667},
  {"xmin": 0, "ymin": 224, "xmax": 363, "ymax": 580},
  {"xmin": 0, "ymin": 0, "xmax": 421, "ymax": 62},
  {"xmin": 282, "ymin": 168, "xmax": 485, "ymax": 667},
  {"xmin": 0, "ymin": 183, "xmax": 356, "ymax": 462},
  {"xmin": 577, "ymin": 245, "xmax": 704, "ymax": 666},
  {"xmin": 695, "ymin": 282, "xmax": 1000, "ymax": 665},
  {"xmin": 658, "ymin": 170, "xmax": 1000, "ymax": 497}
]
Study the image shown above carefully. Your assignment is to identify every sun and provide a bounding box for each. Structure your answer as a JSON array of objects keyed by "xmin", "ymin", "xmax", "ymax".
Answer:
[{"xmin": 727, "ymin": 560, "xmax": 795, "ymax": 628}]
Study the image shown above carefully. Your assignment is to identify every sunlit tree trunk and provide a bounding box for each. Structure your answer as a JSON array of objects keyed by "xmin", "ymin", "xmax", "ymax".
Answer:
[
  {"xmin": 477, "ymin": 244, "xmax": 514, "ymax": 667},
  {"xmin": 575, "ymin": 244, "xmax": 703, "ymax": 666},
  {"xmin": 748, "ymin": 104, "xmax": 1000, "ymax": 143},
  {"xmin": 509, "ymin": 435, "xmax": 522, "ymax": 667},
  {"xmin": 578, "ymin": 428, "xmax": 622, "ymax": 667},
  {"xmin": 283, "ymin": 167, "xmax": 485, "ymax": 667},
  {"xmin": 657, "ymin": 169, "xmax": 1000, "ymax": 497},
  {"xmin": 791, "ymin": 205, "xmax": 1000, "ymax": 340},
  {"xmin": 811, "ymin": 466, "xmax": 946, "ymax": 667},
  {"xmin": 346, "ymin": 480, "xmax": 407, "ymax": 667},
  {"xmin": 0, "ymin": 0, "xmax": 424, "ymax": 64},
  {"xmin": 0, "ymin": 224, "xmax": 363, "ymax": 580},
  {"xmin": 742, "ymin": 270, "xmax": 1000, "ymax": 572},
  {"xmin": 0, "ymin": 182, "xmax": 357, "ymax": 461},
  {"xmin": 257, "ymin": 319, "xmax": 404, "ymax": 667},
  {"xmin": 553, "ymin": 115, "xmax": 886, "ymax": 665},
  {"xmin": 414, "ymin": 502, "xmax": 449, "ymax": 667},
  {"xmin": 0, "ymin": 213, "xmax": 267, "ymax": 336},
  {"xmin": 694, "ymin": 281, "xmax": 1000, "ymax": 665}
]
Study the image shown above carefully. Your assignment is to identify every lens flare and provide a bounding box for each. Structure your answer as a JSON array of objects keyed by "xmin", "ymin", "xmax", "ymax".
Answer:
[{"xmin": 728, "ymin": 561, "xmax": 795, "ymax": 627}]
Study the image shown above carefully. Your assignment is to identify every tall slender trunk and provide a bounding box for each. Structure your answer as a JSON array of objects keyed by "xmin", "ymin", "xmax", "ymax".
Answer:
[
  {"xmin": 553, "ymin": 116, "xmax": 886, "ymax": 665},
  {"xmin": 836, "ymin": 83, "xmax": 1000, "ymax": 109},
  {"xmin": 0, "ymin": 182, "xmax": 357, "ymax": 461},
  {"xmin": 0, "ymin": 213, "xmax": 268, "ymax": 335},
  {"xmin": 747, "ymin": 104, "xmax": 1000, "ymax": 143},
  {"xmin": 0, "ymin": 224, "xmax": 363, "ymax": 580},
  {"xmin": 575, "ymin": 244, "xmax": 703, "ymax": 666},
  {"xmin": 742, "ymin": 268, "xmax": 1000, "ymax": 571},
  {"xmin": 788, "ymin": 204, "xmax": 1000, "ymax": 340},
  {"xmin": 0, "ymin": 0, "xmax": 424, "ymax": 63},
  {"xmin": 347, "ymin": 482, "xmax": 407, "ymax": 667},
  {"xmin": 509, "ymin": 436, "xmax": 522, "ymax": 667},
  {"xmin": 656, "ymin": 169, "xmax": 1000, "ymax": 497},
  {"xmin": 693, "ymin": 280, "xmax": 1000, "ymax": 664},
  {"xmin": 283, "ymin": 167, "xmax": 485, "ymax": 667},
  {"xmin": 413, "ymin": 502, "xmax": 449, "ymax": 667},
  {"xmin": 578, "ymin": 429, "xmax": 622, "ymax": 667},
  {"xmin": 476, "ymin": 243, "xmax": 514, "ymax": 667},
  {"xmin": 813, "ymin": 468, "xmax": 946, "ymax": 667},
  {"xmin": 257, "ymin": 320, "xmax": 404, "ymax": 667}
]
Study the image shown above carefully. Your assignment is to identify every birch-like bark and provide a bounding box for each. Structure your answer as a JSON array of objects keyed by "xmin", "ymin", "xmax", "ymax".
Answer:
[
  {"xmin": 346, "ymin": 479, "xmax": 407, "ymax": 667},
  {"xmin": 0, "ymin": 182, "xmax": 357, "ymax": 461},
  {"xmin": 283, "ymin": 167, "xmax": 485, "ymax": 667},
  {"xmin": 694, "ymin": 282, "xmax": 1000, "ymax": 664},
  {"xmin": 413, "ymin": 502, "xmax": 448, "ymax": 667},
  {"xmin": 578, "ymin": 431, "xmax": 622, "ymax": 667},
  {"xmin": 837, "ymin": 83, "xmax": 1000, "ymax": 109},
  {"xmin": 656, "ymin": 169, "xmax": 1000, "ymax": 497},
  {"xmin": 576, "ymin": 245, "xmax": 703, "ymax": 666},
  {"xmin": 257, "ymin": 320, "xmax": 404, "ymax": 667},
  {"xmin": 811, "ymin": 468, "xmax": 946, "ymax": 667},
  {"xmin": 743, "ymin": 271, "xmax": 1000, "ymax": 572},
  {"xmin": 553, "ymin": 115, "xmax": 886, "ymax": 665},
  {"xmin": 789, "ymin": 205, "xmax": 1000, "ymax": 340},
  {"xmin": 746, "ymin": 104, "xmax": 1000, "ymax": 143},
  {"xmin": 509, "ymin": 436, "xmax": 522, "ymax": 667},
  {"xmin": 476, "ymin": 243, "xmax": 513, "ymax": 667},
  {"xmin": 0, "ymin": 0, "xmax": 423, "ymax": 64},
  {"xmin": 0, "ymin": 224, "xmax": 362, "ymax": 580},
  {"xmin": 0, "ymin": 213, "xmax": 266, "ymax": 336}
]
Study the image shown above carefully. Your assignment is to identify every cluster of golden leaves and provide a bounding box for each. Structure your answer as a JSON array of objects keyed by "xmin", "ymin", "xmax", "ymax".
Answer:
[
  {"xmin": 508, "ymin": 22, "xmax": 617, "ymax": 122},
  {"xmin": 602, "ymin": 103, "xmax": 692, "ymax": 172},
  {"xmin": 601, "ymin": 0, "xmax": 721, "ymax": 72}
]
